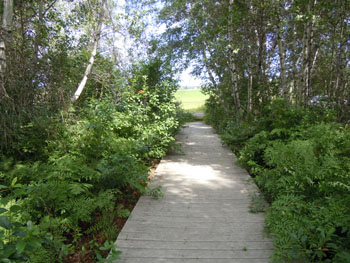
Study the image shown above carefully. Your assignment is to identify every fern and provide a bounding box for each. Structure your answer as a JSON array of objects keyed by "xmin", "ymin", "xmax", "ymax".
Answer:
[
  {"xmin": 116, "ymin": 204, "xmax": 130, "ymax": 218},
  {"xmin": 86, "ymin": 209, "xmax": 119, "ymax": 241}
]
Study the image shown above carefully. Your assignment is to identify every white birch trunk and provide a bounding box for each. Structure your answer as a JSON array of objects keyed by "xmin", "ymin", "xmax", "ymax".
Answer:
[
  {"xmin": 71, "ymin": 0, "xmax": 106, "ymax": 102},
  {"xmin": 0, "ymin": 0, "xmax": 14, "ymax": 74},
  {"xmin": 1, "ymin": 0, "xmax": 14, "ymax": 98}
]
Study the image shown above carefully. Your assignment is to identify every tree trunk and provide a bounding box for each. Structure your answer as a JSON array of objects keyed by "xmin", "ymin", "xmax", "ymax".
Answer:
[
  {"xmin": 0, "ymin": 0, "xmax": 13, "ymax": 74},
  {"xmin": 306, "ymin": 20, "xmax": 313, "ymax": 100},
  {"xmin": 228, "ymin": 0, "xmax": 240, "ymax": 124},
  {"xmin": 71, "ymin": 0, "xmax": 106, "ymax": 102},
  {"xmin": 276, "ymin": 22, "xmax": 288, "ymax": 100},
  {"xmin": 247, "ymin": 51, "xmax": 253, "ymax": 116},
  {"xmin": 33, "ymin": 1, "xmax": 43, "ymax": 70},
  {"xmin": 290, "ymin": 20, "xmax": 300, "ymax": 103},
  {"xmin": 0, "ymin": 0, "xmax": 14, "ymax": 98},
  {"xmin": 302, "ymin": 0, "xmax": 316, "ymax": 103}
]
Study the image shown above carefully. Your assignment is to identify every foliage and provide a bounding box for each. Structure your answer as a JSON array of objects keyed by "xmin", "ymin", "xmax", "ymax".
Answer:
[
  {"xmin": 0, "ymin": 57, "xmax": 181, "ymax": 262},
  {"xmin": 207, "ymin": 98, "xmax": 350, "ymax": 262},
  {"xmin": 175, "ymin": 107, "xmax": 195, "ymax": 124},
  {"xmin": 204, "ymin": 95, "xmax": 228, "ymax": 133},
  {"xmin": 0, "ymin": 185, "xmax": 50, "ymax": 262},
  {"xmin": 249, "ymin": 191, "xmax": 268, "ymax": 214},
  {"xmin": 147, "ymin": 186, "xmax": 164, "ymax": 199},
  {"xmin": 159, "ymin": 0, "xmax": 350, "ymax": 123}
]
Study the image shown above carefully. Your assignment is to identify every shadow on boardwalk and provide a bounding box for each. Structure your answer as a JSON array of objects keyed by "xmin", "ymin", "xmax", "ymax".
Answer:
[{"xmin": 114, "ymin": 122, "xmax": 274, "ymax": 263}]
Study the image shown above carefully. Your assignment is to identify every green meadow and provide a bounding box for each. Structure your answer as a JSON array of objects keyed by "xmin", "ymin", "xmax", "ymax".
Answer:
[{"xmin": 175, "ymin": 89, "xmax": 208, "ymax": 112}]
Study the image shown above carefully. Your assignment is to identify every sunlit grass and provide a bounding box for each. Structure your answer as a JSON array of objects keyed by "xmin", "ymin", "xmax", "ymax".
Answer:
[
  {"xmin": 175, "ymin": 89, "xmax": 208, "ymax": 112},
  {"xmin": 186, "ymin": 105, "xmax": 206, "ymax": 113}
]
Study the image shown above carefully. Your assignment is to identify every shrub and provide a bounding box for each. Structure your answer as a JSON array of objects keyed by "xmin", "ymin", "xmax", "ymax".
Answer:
[
  {"xmin": 207, "ymin": 98, "xmax": 350, "ymax": 262},
  {"xmin": 0, "ymin": 59, "xmax": 182, "ymax": 262}
]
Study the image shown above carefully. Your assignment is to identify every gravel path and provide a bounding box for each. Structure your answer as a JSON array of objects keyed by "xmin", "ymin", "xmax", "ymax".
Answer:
[{"xmin": 114, "ymin": 122, "xmax": 273, "ymax": 263}]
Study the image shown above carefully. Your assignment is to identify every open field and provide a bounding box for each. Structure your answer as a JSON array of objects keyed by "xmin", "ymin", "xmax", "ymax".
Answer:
[{"xmin": 175, "ymin": 89, "xmax": 208, "ymax": 112}]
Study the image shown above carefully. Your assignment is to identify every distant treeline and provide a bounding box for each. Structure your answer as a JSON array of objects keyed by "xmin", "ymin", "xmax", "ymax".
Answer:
[{"xmin": 179, "ymin": 86, "xmax": 200, "ymax": 90}]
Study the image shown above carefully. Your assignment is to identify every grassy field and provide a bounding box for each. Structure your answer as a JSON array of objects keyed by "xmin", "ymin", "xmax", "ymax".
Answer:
[{"xmin": 175, "ymin": 89, "xmax": 208, "ymax": 112}]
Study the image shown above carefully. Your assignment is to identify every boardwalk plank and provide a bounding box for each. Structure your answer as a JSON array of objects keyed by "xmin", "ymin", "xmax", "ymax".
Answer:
[
  {"xmin": 116, "ymin": 240, "xmax": 274, "ymax": 250},
  {"xmin": 114, "ymin": 122, "xmax": 273, "ymax": 262}
]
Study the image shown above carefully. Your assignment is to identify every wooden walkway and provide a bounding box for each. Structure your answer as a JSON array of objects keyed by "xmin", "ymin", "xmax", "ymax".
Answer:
[{"xmin": 114, "ymin": 122, "xmax": 273, "ymax": 262}]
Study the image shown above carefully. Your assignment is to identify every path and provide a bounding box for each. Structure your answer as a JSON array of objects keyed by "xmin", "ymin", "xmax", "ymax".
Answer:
[
  {"xmin": 192, "ymin": 112, "xmax": 204, "ymax": 120},
  {"xmin": 114, "ymin": 122, "xmax": 273, "ymax": 263}
]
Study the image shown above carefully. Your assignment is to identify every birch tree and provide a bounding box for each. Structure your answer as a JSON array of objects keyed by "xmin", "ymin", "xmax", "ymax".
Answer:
[
  {"xmin": 275, "ymin": 4, "xmax": 288, "ymax": 99},
  {"xmin": 228, "ymin": 0, "xmax": 240, "ymax": 123},
  {"xmin": 71, "ymin": 0, "xmax": 106, "ymax": 102},
  {"xmin": 0, "ymin": 0, "xmax": 13, "ymax": 97},
  {"xmin": 159, "ymin": 0, "xmax": 350, "ymax": 122}
]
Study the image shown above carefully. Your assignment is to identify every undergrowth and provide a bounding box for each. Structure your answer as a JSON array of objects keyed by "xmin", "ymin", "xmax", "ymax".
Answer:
[
  {"xmin": 0, "ymin": 60, "xmax": 188, "ymax": 262},
  {"xmin": 206, "ymin": 98, "xmax": 350, "ymax": 262}
]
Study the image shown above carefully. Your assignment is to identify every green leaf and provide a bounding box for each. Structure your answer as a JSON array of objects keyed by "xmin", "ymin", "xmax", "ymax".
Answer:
[
  {"xmin": 301, "ymin": 235, "xmax": 308, "ymax": 243},
  {"xmin": 16, "ymin": 241, "xmax": 26, "ymax": 254},
  {"xmin": 68, "ymin": 183, "xmax": 92, "ymax": 195},
  {"xmin": 31, "ymin": 239, "xmax": 42, "ymax": 248},
  {"xmin": 0, "ymin": 185, "xmax": 7, "ymax": 190},
  {"xmin": 95, "ymin": 252, "xmax": 104, "ymax": 261},
  {"xmin": 13, "ymin": 222, "xmax": 22, "ymax": 228},
  {"xmin": 0, "ymin": 208, "xmax": 8, "ymax": 214},
  {"xmin": 14, "ymin": 231, "xmax": 27, "ymax": 237},
  {"xmin": 10, "ymin": 205, "xmax": 21, "ymax": 213},
  {"xmin": 0, "ymin": 216, "xmax": 12, "ymax": 230},
  {"xmin": 11, "ymin": 177, "xmax": 18, "ymax": 187}
]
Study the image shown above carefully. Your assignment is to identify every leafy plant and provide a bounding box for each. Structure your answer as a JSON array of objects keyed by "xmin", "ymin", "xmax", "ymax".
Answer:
[
  {"xmin": 206, "ymin": 99, "xmax": 350, "ymax": 262},
  {"xmin": 0, "ymin": 191, "xmax": 49, "ymax": 263},
  {"xmin": 249, "ymin": 191, "xmax": 268, "ymax": 213},
  {"xmin": 147, "ymin": 186, "xmax": 164, "ymax": 199},
  {"xmin": 89, "ymin": 239, "xmax": 121, "ymax": 263},
  {"xmin": 86, "ymin": 209, "xmax": 119, "ymax": 242}
]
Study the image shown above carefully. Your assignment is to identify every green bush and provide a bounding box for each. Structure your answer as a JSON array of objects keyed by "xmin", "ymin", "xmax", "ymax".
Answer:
[
  {"xmin": 0, "ymin": 59, "xmax": 182, "ymax": 262},
  {"xmin": 267, "ymin": 195, "xmax": 350, "ymax": 262},
  {"xmin": 204, "ymin": 95, "xmax": 228, "ymax": 133},
  {"xmin": 207, "ymin": 98, "xmax": 350, "ymax": 262}
]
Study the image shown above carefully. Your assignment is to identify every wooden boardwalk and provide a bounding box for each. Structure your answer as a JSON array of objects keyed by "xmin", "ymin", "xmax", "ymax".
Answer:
[{"xmin": 114, "ymin": 122, "xmax": 273, "ymax": 262}]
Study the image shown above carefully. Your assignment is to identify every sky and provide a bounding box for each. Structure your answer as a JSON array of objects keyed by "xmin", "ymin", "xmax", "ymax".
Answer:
[
  {"xmin": 179, "ymin": 65, "xmax": 202, "ymax": 87},
  {"xmin": 55, "ymin": 0, "xmax": 202, "ymax": 88},
  {"xmin": 113, "ymin": 0, "xmax": 202, "ymax": 87}
]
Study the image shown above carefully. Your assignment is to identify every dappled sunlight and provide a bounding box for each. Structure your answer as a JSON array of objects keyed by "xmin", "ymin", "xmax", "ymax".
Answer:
[
  {"xmin": 151, "ymin": 160, "xmax": 255, "ymax": 201},
  {"xmin": 162, "ymin": 163, "xmax": 235, "ymax": 187},
  {"xmin": 116, "ymin": 121, "xmax": 273, "ymax": 263},
  {"xmin": 148, "ymin": 121, "xmax": 258, "ymax": 203},
  {"xmin": 187, "ymin": 124, "xmax": 211, "ymax": 130},
  {"xmin": 183, "ymin": 142, "xmax": 197, "ymax": 145}
]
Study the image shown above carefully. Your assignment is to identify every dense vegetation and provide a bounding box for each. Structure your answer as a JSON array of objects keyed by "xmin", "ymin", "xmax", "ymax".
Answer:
[
  {"xmin": 0, "ymin": 57, "xmax": 186, "ymax": 262},
  {"xmin": 2, "ymin": 0, "xmax": 350, "ymax": 262},
  {"xmin": 158, "ymin": 0, "xmax": 350, "ymax": 262},
  {"xmin": 0, "ymin": 1, "xmax": 188, "ymax": 262},
  {"xmin": 209, "ymin": 100, "xmax": 350, "ymax": 262}
]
